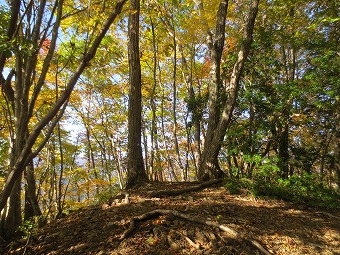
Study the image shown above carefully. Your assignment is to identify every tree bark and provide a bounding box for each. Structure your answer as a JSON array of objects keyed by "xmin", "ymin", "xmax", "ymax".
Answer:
[
  {"xmin": 196, "ymin": 0, "xmax": 228, "ymax": 180},
  {"xmin": 148, "ymin": 12, "xmax": 160, "ymax": 181},
  {"xmin": 0, "ymin": 177, "xmax": 22, "ymax": 240},
  {"xmin": 24, "ymin": 160, "xmax": 42, "ymax": 222},
  {"xmin": 171, "ymin": 18, "xmax": 185, "ymax": 179},
  {"xmin": 126, "ymin": 0, "xmax": 149, "ymax": 188},
  {"xmin": 278, "ymin": 123, "xmax": 289, "ymax": 178},
  {"xmin": 198, "ymin": 0, "xmax": 260, "ymax": 181}
]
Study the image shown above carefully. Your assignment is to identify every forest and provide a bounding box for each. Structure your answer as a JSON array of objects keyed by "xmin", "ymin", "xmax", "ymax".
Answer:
[{"xmin": 0, "ymin": 0, "xmax": 339, "ymax": 253}]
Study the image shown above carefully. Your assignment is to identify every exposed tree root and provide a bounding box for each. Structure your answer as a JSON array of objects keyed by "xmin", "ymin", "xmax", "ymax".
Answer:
[
  {"xmin": 315, "ymin": 211, "xmax": 340, "ymax": 220},
  {"xmin": 147, "ymin": 179, "xmax": 223, "ymax": 197},
  {"xmin": 119, "ymin": 209, "xmax": 271, "ymax": 255},
  {"xmin": 168, "ymin": 229, "xmax": 201, "ymax": 250}
]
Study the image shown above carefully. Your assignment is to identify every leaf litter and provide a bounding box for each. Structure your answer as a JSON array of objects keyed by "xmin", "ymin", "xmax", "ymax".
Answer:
[{"xmin": 2, "ymin": 181, "xmax": 339, "ymax": 255}]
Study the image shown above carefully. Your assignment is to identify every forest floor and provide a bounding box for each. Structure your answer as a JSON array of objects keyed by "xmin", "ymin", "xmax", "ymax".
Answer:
[{"xmin": 2, "ymin": 181, "xmax": 340, "ymax": 255}]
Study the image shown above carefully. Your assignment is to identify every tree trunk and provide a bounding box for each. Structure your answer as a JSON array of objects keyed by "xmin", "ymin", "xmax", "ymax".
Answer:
[
  {"xmin": 196, "ymin": 0, "xmax": 228, "ymax": 180},
  {"xmin": 171, "ymin": 18, "xmax": 185, "ymax": 179},
  {"xmin": 277, "ymin": 7, "xmax": 296, "ymax": 179},
  {"xmin": 180, "ymin": 45, "xmax": 201, "ymax": 174},
  {"xmin": 126, "ymin": 0, "xmax": 149, "ymax": 188},
  {"xmin": 160, "ymin": 86, "xmax": 178, "ymax": 182},
  {"xmin": 278, "ymin": 123, "xmax": 289, "ymax": 178},
  {"xmin": 24, "ymin": 160, "xmax": 42, "ymax": 221},
  {"xmin": 56, "ymin": 122, "xmax": 65, "ymax": 218},
  {"xmin": 198, "ymin": 0, "xmax": 260, "ymax": 181},
  {"xmin": 0, "ymin": 177, "xmax": 22, "ymax": 240},
  {"xmin": 336, "ymin": 151, "xmax": 340, "ymax": 190},
  {"xmin": 148, "ymin": 12, "xmax": 160, "ymax": 181}
]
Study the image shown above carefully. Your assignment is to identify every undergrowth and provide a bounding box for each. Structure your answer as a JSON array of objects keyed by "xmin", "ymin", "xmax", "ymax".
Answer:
[{"xmin": 225, "ymin": 174, "xmax": 340, "ymax": 209}]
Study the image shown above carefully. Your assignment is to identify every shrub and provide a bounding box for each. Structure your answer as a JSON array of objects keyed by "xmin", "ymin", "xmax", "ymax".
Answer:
[
  {"xmin": 225, "ymin": 178, "xmax": 253, "ymax": 195},
  {"xmin": 252, "ymin": 174, "xmax": 340, "ymax": 209}
]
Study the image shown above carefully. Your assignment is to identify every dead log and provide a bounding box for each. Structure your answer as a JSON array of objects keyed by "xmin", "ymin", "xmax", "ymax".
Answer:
[
  {"xmin": 147, "ymin": 179, "xmax": 223, "ymax": 197},
  {"xmin": 119, "ymin": 209, "xmax": 271, "ymax": 255}
]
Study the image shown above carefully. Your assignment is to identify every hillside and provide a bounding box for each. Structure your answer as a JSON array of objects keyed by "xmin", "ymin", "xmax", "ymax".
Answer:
[{"xmin": 2, "ymin": 181, "xmax": 340, "ymax": 255}]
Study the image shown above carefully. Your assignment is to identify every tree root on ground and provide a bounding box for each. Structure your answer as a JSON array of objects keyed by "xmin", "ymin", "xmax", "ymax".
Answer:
[
  {"xmin": 147, "ymin": 179, "xmax": 223, "ymax": 197},
  {"xmin": 315, "ymin": 211, "xmax": 340, "ymax": 220},
  {"xmin": 119, "ymin": 209, "xmax": 271, "ymax": 255},
  {"xmin": 168, "ymin": 229, "xmax": 201, "ymax": 250}
]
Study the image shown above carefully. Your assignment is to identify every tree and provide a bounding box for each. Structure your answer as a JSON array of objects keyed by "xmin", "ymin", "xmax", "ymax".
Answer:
[
  {"xmin": 198, "ymin": 0, "xmax": 260, "ymax": 180},
  {"xmin": 126, "ymin": 0, "xmax": 149, "ymax": 188},
  {"xmin": 215, "ymin": 0, "xmax": 339, "ymax": 187},
  {"xmin": 0, "ymin": 0, "xmax": 127, "ymax": 240}
]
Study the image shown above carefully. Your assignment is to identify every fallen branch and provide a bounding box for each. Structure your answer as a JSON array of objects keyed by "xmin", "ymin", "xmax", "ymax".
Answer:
[
  {"xmin": 119, "ymin": 209, "xmax": 271, "ymax": 255},
  {"xmin": 147, "ymin": 179, "xmax": 223, "ymax": 197}
]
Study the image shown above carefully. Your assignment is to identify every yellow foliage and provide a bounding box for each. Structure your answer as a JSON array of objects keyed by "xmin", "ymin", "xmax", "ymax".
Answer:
[
  {"xmin": 0, "ymin": 177, "xmax": 5, "ymax": 190},
  {"xmin": 291, "ymin": 114, "xmax": 307, "ymax": 124}
]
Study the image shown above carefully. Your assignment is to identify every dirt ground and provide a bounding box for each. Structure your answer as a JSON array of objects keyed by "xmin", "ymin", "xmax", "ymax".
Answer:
[{"xmin": 2, "ymin": 182, "xmax": 340, "ymax": 255}]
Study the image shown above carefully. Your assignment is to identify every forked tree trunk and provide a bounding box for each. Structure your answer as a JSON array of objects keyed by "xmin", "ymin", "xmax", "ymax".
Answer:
[
  {"xmin": 194, "ymin": 0, "xmax": 228, "ymax": 180},
  {"xmin": 198, "ymin": 0, "xmax": 260, "ymax": 181}
]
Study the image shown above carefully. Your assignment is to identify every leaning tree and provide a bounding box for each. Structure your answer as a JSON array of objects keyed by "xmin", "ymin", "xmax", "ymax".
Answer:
[{"xmin": 0, "ymin": 0, "xmax": 127, "ymax": 240}]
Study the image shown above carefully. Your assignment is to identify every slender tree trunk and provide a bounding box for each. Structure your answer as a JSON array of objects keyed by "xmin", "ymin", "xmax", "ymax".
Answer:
[
  {"xmin": 160, "ymin": 86, "xmax": 178, "ymax": 181},
  {"xmin": 56, "ymin": 122, "xmax": 65, "ymax": 218},
  {"xmin": 319, "ymin": 134, "xmax": 333, "ymax": 183},
  {"xmin": 126, "ymin": 0, "xmax": 149, "ymax": 188},
  {"xmin": 142, "ymin": 120, "xmax": 149, "ymax": 179},
  {"xmin": 51, "ymin": 140, "xmax": 58, "ymax": 217},
  {"xmin": 149, "ymin": 13, "xmax": 160, "ymax": 181},
  {"xmin": 85, "ymin": 125, "xmax": 99, "ymax": 195},
  {"xmin": 110, "ymin": 137, "xmax": 124, "ymax": 189},
  {"xmin": 171, "ymin": 17, "xmax": 184, "ymax": 179},
  {"xmin": 247, "ymin": 85, "xmax": 256, "ymax": 178},
  {"xmin": 180, "ymin": 45, "xmax": 201, "ymax": 174}
]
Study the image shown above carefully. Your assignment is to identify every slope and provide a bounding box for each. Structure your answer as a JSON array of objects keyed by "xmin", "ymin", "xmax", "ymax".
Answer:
[{"xmin": 2, "ymin": 181, "xmax": 340, "ymax": 255}]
